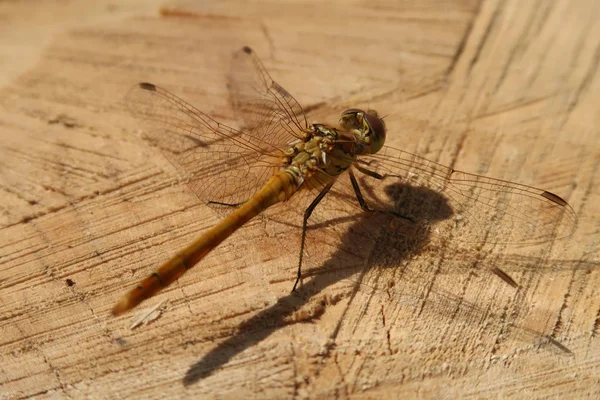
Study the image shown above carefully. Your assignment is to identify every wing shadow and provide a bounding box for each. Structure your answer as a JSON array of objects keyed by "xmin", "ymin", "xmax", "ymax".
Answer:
[
  {"xmin": 183, "ymin": 182, "xmax": 452, "ymax": 385},
  {"xmin": 183, "ymin": 181, "xmax": 572, "ymax": 385}
]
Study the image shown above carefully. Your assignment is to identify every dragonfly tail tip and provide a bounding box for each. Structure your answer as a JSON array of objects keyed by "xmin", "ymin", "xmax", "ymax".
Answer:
[{"xmin": 112, "ymin": 298, "xmax": 131, "ymax": 316}]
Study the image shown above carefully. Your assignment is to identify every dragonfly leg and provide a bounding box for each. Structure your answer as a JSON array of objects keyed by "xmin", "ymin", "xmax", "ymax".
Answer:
[
  {"xmin": 292, "ymin": 182, "xmax": 335, "ymax": 292},
  {"xmin": 350, "ymin": 169, "xmax": 414, "ymax": 223},
  {"xmin": 354, "ymin": 163, "xmax": 384, "ymax": 180},
  {"xmin": 207, "ymin": 200, "xmax": 245, "ymax": 208},
  {"xmin": 349, "ymin": 169, "xmax": 377, "ymax": 212}
]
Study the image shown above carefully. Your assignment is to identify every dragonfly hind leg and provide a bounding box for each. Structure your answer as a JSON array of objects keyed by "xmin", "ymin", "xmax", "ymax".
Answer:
[
  {"xmin": 207, "ymin": 200, "xmax": 246, "ymax": 207},
  {"xmin": 292, "ymin": 182, "xmax": 335, "ymax": 292}
]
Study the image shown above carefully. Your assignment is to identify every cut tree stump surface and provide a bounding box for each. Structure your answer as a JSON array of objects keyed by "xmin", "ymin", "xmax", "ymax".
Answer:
[{"xmin": 1, "ymin": 1, "xmax": 599, "ymax": 398}]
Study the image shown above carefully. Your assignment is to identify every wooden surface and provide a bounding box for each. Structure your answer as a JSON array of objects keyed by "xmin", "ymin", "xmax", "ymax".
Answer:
[{"xmin": 1, "ymin": 0, "xmax": 599, "ymax": 398}]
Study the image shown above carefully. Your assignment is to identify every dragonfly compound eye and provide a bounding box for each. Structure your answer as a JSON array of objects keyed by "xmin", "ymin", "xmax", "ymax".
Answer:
[
  {"xmin": 362, "ymin": 111, "xmax": 386, "ymax": 154},
  {"xmin": 340, "ymin": 108, "xmax": 363, "ymax": 127},
  {"xmin": 341, "ymin": 109, "xmax": 386, "ymax": 154}
]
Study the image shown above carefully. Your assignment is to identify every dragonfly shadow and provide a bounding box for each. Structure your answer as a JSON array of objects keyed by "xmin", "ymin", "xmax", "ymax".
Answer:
[
  {"xmin": 183, "ymin": 182, "xmax": 571, "ymax": 385},
  {"xmin": 183, "ymin": 182, "xmax": 454, "ymax": 385}
]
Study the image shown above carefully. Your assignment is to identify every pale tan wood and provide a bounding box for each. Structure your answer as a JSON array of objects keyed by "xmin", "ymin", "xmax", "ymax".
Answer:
[{"xmin": 1, "ymin": 0, "xmax": 599, "ymax": 398}]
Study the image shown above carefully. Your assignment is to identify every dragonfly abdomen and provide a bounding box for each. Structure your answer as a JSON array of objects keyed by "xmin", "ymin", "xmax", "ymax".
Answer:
[{"xmin": 112, "ymin": 171, "xmax": 299, "ymax": 315}]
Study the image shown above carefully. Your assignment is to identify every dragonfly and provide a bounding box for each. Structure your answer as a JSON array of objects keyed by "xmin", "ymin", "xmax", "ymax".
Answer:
[{"xmin": 112, "ymin": 46, "xmax": 577, "ymax": 316}]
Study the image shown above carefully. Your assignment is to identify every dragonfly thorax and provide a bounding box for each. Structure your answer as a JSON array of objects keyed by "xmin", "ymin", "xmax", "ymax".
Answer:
[
  {"xmin": 283, "ymin": 127, "xmax": 334, "ymax": 170},
  {"xmin": 279, "ymin": 109, "xmax": 386, "ymax": 190},
  {"xmin": 280, "ymin": 123, "xmax": 357, "ymax": 189}
]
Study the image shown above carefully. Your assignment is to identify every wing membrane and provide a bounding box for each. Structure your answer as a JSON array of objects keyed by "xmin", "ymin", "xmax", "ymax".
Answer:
[
  {"xmin": 125, "ymin": 82, "xmax": 284, "ymax": 207},
  {"xmin": 125, "ymin": 46, "xmax": 310, "ymax": 209},
  {"xmin": 228, "ymin": 46, "xmax": 309, "ymax": 140},
  {"xmin": 350, "ymin": 146, "xmax": 577, "ymax": 244}
]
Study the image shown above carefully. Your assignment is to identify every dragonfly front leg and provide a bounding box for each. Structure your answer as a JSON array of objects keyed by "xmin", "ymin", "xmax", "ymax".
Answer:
[
  {"xmin": 292, "ymin": 182, "xmax": 335, "ymax": 292},
  {"xmin": 349, "ymin": 169, "xmax": 378, "ymax": 213},
  {"xmin": 350, "ymin": 169, "xmax": 414, "ymax": 223}
]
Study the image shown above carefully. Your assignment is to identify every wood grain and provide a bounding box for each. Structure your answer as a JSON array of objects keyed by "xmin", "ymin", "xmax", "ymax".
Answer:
[{"xmin": 1, "ymin": 0, "xmax": 599, "ymax": 398}]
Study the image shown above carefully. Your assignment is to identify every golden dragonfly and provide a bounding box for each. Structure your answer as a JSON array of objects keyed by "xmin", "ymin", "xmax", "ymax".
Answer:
[{"xmin": 113, "ymin": 46, "xmax": 577, "ymax": 316}]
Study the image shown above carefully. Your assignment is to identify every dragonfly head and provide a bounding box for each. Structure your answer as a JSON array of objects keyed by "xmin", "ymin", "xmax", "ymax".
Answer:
[{"xmin": 339, "ymin": 108, "xmax": 386, "ymax": 154}]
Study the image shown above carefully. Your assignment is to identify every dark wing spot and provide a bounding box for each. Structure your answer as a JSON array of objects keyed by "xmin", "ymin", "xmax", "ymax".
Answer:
[
  {"xmin": 183, "ymin": 134, "xmax": 209, "ymax": 148},
  {"xmin": 139, "ymin": 82, "xmax": 157, "ymax": 91},
  {"xmin": 242, "ymin": 46, "xmax": 252, "ymax": 54},
  {"xmin": 272, "ymin": 81, "xmax": 291, "ymax": 97},
  {"xmin": 541, "ymin": 191, "xmax": 568, "ymax": 206},
  {"xmin": 545, "ymin": 336, "xmax": 573, "ymax": 355}
]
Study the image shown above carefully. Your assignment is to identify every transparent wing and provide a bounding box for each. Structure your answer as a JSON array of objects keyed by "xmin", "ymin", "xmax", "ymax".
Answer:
[
  {"xmin": 125, "ymin": 82, "xmax": 288, "ymax": 208},
  {"xmin": 228, "ymin": 46, "xmax": 309, "ymax": 141},
  {"xmin": 347, "ymin": 146, "xmax": 577, "ymax": 244},
  {"xmin": 125, "ymin": 46, "xmax": 310, "ymax": 209}
]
